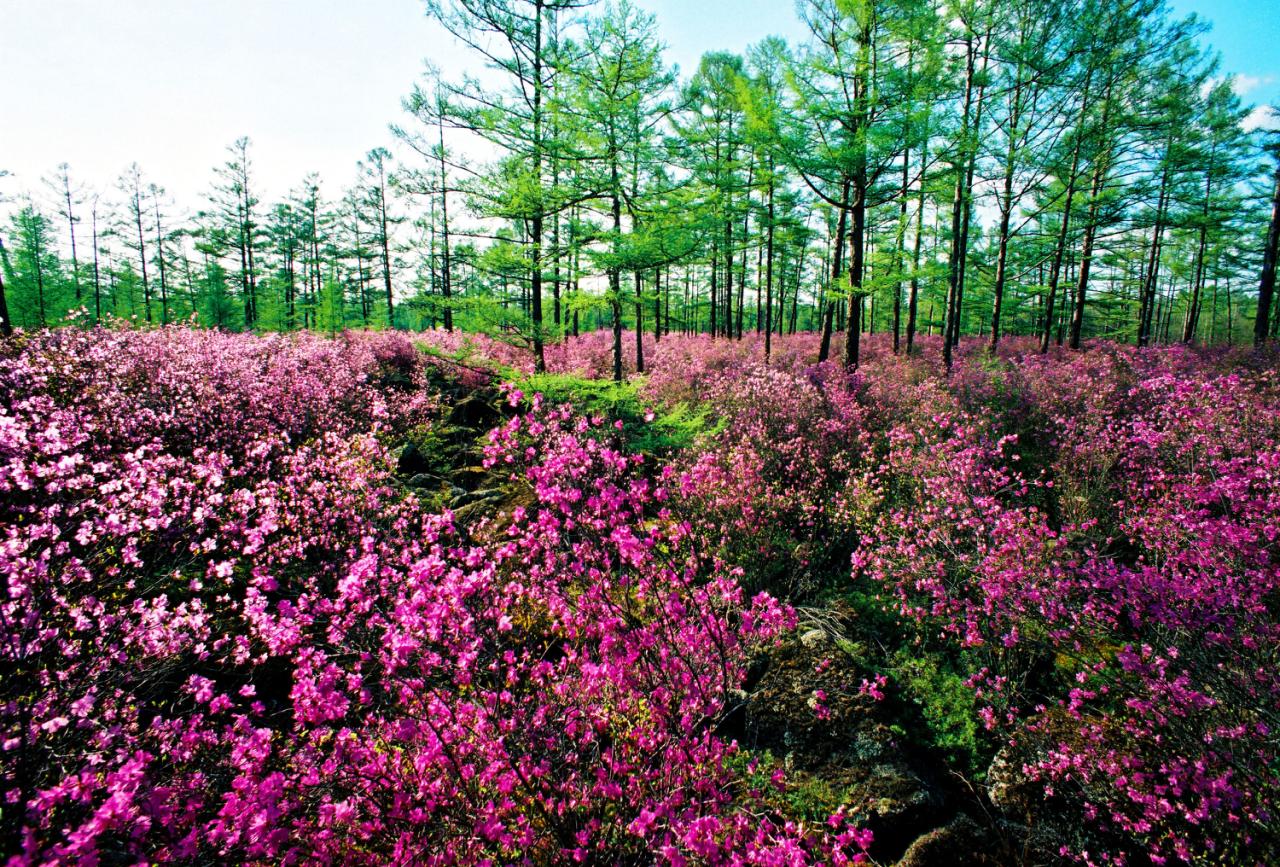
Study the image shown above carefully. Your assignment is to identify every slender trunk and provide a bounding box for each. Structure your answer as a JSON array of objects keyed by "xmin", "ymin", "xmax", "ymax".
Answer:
[
  {"xmin": 944, "ymin": 28, "xmax": 977, "ymax": 370},
  {"xmin": 1070, "ymin": 156, "xmax": 1107, "ymax": 349},
  {"xmin": 765, "ymin": 162, "xmax": 776, "ymax": 361},
  {"xmin": 153, "ymin": 199, "xmax": 170, "ymax": 324},
  {"xmin": 530, "ymin": 0, "xmax": 546, "ymax": 370},
  {"xmin": 0, "ymin": 239, "xmax": 11, "ymax": 337},
  {"xmin": 789, "ymin": 248, "xmax": 803, "ymax": 334},
  {"xmin": 33, "ymin": 232, "xmax": 47, "ymax": 327},
  {"xmin": 1138, "ymin": 166, "xmax": 1170, "ymax": 347},
  {"xmin": 572, "ymin": 210, "xmax": 581, "ymax": 339},
  {"xmin": 710, "ymin": 237, "xmax": 718, "ymax": 338},
  {"xmin": 654, "ymin": 267, "xmax": 662, "ymax": 342},
  {"xmin": 843, "ymin": 177, "xmax": 865, "ymax": 367},
  {"xmin": 238, "ymin": 197, "xmax": 252, "ymax": 327},
  {"xmin": 1041, "ymin": 88, "xmax": 1090, "ymax": 354},
  {"xmin": 907, "ymin": 116, "xmax": 928, "ymax": 355},
  {"xmin": 91, "ymin": 203, "xmax": 102, "ymax": 322},
  {"xmin": 133, "ymin": 194, "xmax": 151, "ymax": 323},
  {"xmin": 610, "ymin": 151, "xmax": 624, "ymax": 381},
  {"xmin": 663, "ymin": 265, "xmax": 671, "ymax": 336},
  {"xmin": 1183, "ymin": 166, "xmax": 1213, "ymax": 344},
  {"xmin": 1069, "ymin": 78, "xmax": 1114, "ymax": 348},
  {"xmin": 895, "ymin": 137, "xmax": 910, "ymax": 354},
  {"xmin": 953, "ymin": 30, "xmax": 990, "ymax": 351},
  {"xmin": 438, "ymin": 114, "xmax": 454, "ymax": 332},
  {"xmin": 818, "ymin": 180, "xmax": 850, "ymax": 363},
  {"xmin": 1256, "ymin": 155, "xmax": 1280, "ymax": 345},
  {"xmin": 64, "ymin": 181, "xmax": 81, "ymax": 303},
  {"xmin": 842, "ymin": 16, "xmax": 873, "ymax": 369},
  {"xmin": 635, "ymin": 271, "xmax": 645, "ymax": 373},
  {"xmin": 378, "ymin": 173, "xmax": 394, "ymax": 328},
  {"xmin": 724, "ymin": 213, "xmax": 734, "ymax": 340},
  {"xmin": 737, "ymin": 162, "xmax": 752, "ymax": 339},
  {"xmin": 989, "ymin": 74, "xmax": 1024, "ymax": 352}
]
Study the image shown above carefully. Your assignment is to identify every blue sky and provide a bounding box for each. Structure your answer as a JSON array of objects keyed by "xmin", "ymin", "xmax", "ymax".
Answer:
[
  {"xmin": 1170, "ymin": 0, "xmax": 1280, "ymax": 118},
  {"xmin": 1, "ymin": 0, "xmax": 1275, "ymax": 209}
]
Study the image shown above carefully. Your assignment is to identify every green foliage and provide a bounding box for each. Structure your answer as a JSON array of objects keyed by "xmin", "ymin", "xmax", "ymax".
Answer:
[
  {"xmin": 519, "ymin": 372, "xmax": 721, "ymax": 455},
  {"xmin": 727, "ymin": 751, "xmax": 849, "ymax": 824},
  {"xmin": 888, "ymin": 649, "xmax": 983, "ymax": 773}
]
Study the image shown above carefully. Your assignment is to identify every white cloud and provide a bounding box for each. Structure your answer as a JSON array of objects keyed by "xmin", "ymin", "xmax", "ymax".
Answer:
[
  {"xmin": 1232, "ymin": 74, "xmax": 1275, "ymax": 97},
  {"xmin": 1243, "ymin": 105, "xmax": 1280, "ymax": 132}
]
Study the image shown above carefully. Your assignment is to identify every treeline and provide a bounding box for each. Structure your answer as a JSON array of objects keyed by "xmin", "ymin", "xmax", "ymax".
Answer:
[{"xmin": 3, "ymin": 0, "xmax": 1279, "ymax": 374}]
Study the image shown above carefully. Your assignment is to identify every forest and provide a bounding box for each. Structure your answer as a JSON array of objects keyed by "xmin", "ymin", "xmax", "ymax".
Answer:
[
  {"xmin": 2, "ymin": 0, "xmax": 1278, "ymax": 362},
  {"xmin": 3, "ymin": 0, "xmax": 1280, "ymax": 865}
]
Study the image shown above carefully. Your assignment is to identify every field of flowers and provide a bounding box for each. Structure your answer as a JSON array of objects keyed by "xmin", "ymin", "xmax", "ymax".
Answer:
[{"xmin": 2, "ymin": 325, "xmax": 1278, "ymax": 865}]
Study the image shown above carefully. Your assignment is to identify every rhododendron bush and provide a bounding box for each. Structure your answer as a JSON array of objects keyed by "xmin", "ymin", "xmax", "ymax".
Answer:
[
  {"xmin": 3, "ymin": 325, "xmax": 1279, "ymax": 866},
  {"xmin": 0, "ymin": 327, "xmax": 869, "ymax": 865}
]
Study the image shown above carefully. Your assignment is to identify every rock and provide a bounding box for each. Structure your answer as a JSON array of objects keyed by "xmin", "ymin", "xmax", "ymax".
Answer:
[
  {"xmin": 986, "ymin": 747, "xmax": 1038, "ymax": 818},
  {"xmin": 741, "ymin": 635, "xmax": 949, "ymax": 863},
  {"xmin": 895, "ymin": 814, "xmax": 997, "ymax": 867},
  {"xmin": 397, "ymin": 442, "xmax": 431, "ymax": 476},
  {"xmin": 799, "ymin": 628, "xmax": 829, "ymax": 648},
  {"xmin": 447, "ymin": 394, "xmax": 502, "ymax": 430},
  {"xmin": 406, "ymin": 473, "xmax": 436, "ymax": 488},
  {"xmin": 743, "ymin": 655, "xmax": 771, "ymax": 692},
  {"xmin": 843, "ymin": 751, "xmax": 948, "ymax": 862},
  {"xmin": 715, "ymin": 688, "xmax": 750, "ymax": 740}
]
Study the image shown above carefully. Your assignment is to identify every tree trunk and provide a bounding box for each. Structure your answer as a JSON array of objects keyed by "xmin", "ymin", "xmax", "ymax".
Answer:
[
  {"xmin": 765, "ymin": 160, "xmax": 776, "ymax": 360},
  {"xmin": 1138, "ymin": 170, "xmax": 1170, "ymax": 347},
  {"xmin": 906, "ymin": 121, "xmax": 928, "ymax": 355},
  {"xmin": 439, "ymin": 115, "xmax": 454, "ymax": 332},
  {"xmin": 1256, "ymin": 155, "xmax": 1280, "ymax": 345},
  {"xmin": 819, "ymin": 180, "xmax": 850, "ymax": 363},
  {"xmin": 0, "ymin": 239, "xmax": 11, "ymax": 337},
  {"xmin": 529, "ymin": 0, "xmax": 546, "ymax": 370},
  {"xmin": 91, "ymin": 203, "xmax": 102, "ymax": 322},
  {"xmin": 1041, "ymin": 95, "xmax": 1089, "ymax": 354},
  {"xmin": 634, "ymin": 271, "xmax": 645, "ymax": 373},
  {"xmin": 843, "ymin": 176, "xmax": 865, "ymax": 368}
]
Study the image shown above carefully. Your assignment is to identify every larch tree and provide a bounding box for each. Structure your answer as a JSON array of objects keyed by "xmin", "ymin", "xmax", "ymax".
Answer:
[{"xmin": 425, "ymin": 0, "xmax": 596, "ymax": 371}]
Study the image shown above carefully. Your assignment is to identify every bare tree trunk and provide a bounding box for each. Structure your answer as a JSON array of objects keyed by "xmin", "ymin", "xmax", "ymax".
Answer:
[
  {"xmin": 1041, "ymin": 95, "xmax": 1089, "ymax": 354},
  {"xmin": 765, "ymin": 158, "xmax": 776, "ymax": 360},
  {"xmin": 1256, "ymin": 154, "xmax": 1280, "ymax": 345},
  {"xmin": 0, "ymin": 239, "xmax": 11, "ymax": 337},
  {"xmin": 819, "ymin": 180, "xmax": 850, "ymax": 363},
  {"xmin": 634, "ymin": 271, "xmax": 645, "ymax": 373}
]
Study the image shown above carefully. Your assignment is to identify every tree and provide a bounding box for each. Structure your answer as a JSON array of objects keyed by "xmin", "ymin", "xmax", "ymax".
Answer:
[
  {"xmin": 357, "ymin": 147, "xmax": 402, "ymax": 327},
  {"xmin": 117, "ymin": 163, "xmax": 153, "ymax": 323},
  {"xmin": 983, "ymin": 0, "xmax": 1075, "ymax": 351},
  {"xmin": 397, "ymin": 82, "xmax": 459, "ymax": 331},
  {"xmin": 206, "ymin": 138, "xmax": 263, "ymax": 328},
  {"xmin": 425, "ymin": 0, "xmax": 595, "ymax": 371},
  {"xmin": 570, "ymin": 0, "xmax": 676, "ymax": 379},
  {"xmin": 45, "ymin": 164, "xmax": 84, "ymax": 307},
  {"xmin": 784, "ymin": 0, "xmax": 909, "ymax": 366}
]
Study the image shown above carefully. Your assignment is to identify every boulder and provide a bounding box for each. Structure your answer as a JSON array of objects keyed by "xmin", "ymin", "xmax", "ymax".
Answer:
[
  {"xmin": 895, "ymin": 814, "xmax": 999, "ymax": 867},
  {"xmin": 397, "ymin": 442, "xmax": 431, "ymax": 476}
]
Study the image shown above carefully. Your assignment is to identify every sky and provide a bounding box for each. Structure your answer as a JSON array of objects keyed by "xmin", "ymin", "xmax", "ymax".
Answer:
[{"xmin": 1, "ymin": 0, "xmax": 1276, "ymax": 212}]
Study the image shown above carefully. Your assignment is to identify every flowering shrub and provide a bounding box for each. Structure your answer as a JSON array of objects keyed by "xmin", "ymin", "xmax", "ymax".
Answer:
[
  {"xmin": 671, "ymin": 361, "xmax": 872, "ymax": 595},
  {"xmin": 848, "ymin": 347, "xmax": 1280, "ymax": 865},
  {"xmin": 0, "ymin": 326, "xmax": 872, "ymax": 865},
  {"xmin": 4, "ymin": 322, "xmax": 1279, "ymax": 865}
]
